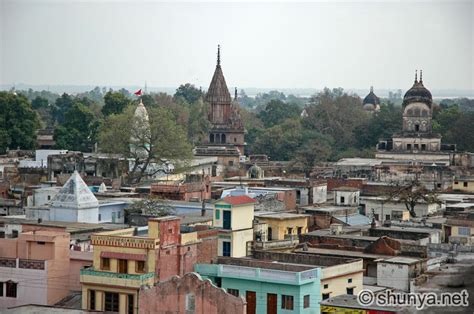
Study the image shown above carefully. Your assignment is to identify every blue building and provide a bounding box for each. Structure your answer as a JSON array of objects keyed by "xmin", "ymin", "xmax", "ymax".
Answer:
[{"xmin": 195, "ymin": 257, "xmax": 321, "ymax": 314}]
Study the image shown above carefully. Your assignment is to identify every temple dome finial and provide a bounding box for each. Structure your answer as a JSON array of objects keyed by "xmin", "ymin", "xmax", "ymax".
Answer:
[
  {"xmin": 414, "ymin": 70, "xmax": 418, "ymax": 84},
  {"xmin": 217, "ymin": 45, "xmax": 221, "ymax": 66},
  {"xmin": 419, "ymin": 69, "xmax": 423, "ymax": 84}
]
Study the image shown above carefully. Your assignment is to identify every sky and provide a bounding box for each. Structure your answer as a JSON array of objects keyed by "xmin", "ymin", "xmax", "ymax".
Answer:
[{"xmin": 1, "ymin": 0, "xmax": 473, "ymax": 92}]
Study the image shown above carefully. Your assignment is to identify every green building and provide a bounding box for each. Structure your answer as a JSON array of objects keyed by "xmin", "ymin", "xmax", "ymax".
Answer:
[{"xmin": 195, "ymin": 257, "xmax": 321, "ymax": 314}]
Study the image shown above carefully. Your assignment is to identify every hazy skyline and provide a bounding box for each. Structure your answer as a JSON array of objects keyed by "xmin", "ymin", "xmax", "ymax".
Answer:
[{"xmin": 1, "ymin": 0, "xmax": 473, "ymax": 92}]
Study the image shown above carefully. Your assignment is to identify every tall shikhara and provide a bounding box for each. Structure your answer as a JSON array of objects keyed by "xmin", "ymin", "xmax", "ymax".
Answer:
[{"xmin": 205, "ymin": 45, "xmax": 245, "ymax": 154}]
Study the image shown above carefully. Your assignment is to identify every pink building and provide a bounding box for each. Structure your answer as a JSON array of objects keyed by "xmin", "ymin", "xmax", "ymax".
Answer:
[
  {"xmin": 139, "ymin": 272, "xmax": 246, "ymax": 314},
  {"xmin": 0, "ymin": 229, "xmax": 75, "ymax": 309}
]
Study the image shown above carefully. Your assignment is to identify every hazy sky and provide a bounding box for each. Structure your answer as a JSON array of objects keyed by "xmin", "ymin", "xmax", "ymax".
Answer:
[{"xmin": 1, "ymin": 0, "xmax": 473, "ymax": 91}]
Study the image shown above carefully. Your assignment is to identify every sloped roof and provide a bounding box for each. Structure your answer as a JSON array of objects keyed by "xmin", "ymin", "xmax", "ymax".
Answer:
[
  {"xmin": 222, "ymin": 195, "xmax": 256, "ymax": 206},
  {"xmin": 51, "ymin": 171, "xmax": 99, "ymax": 210}
]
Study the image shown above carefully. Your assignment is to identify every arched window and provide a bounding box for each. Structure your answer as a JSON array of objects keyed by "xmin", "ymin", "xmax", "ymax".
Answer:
[
  {"xmin": 421, "ymin": 110, "xmax": 428, "ymax": 117},
  {"xmin": 216, "ymin": 134, "xmax": 221, "ymax": 144},
  {"xmin": 414, "ymin": 108, "xmax": 421, "ymax": 116},
  {"xmin": 407, "ymin": 109, "xmax": 413, "ymax": 116}
]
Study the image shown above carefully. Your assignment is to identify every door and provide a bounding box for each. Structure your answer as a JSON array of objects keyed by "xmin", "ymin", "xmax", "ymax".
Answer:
[
  {"xmin": 223, "ymin": 210, "xmax": 232, "ymax": 230},
  {"xmin": 112, "ymin": 212, "xmax": 116, "ymax": 223},
  {"xmin": 118, "ymin": 259, "xmax": 128, "ymax": 274},
  {"xmin": 267, "ymin": 293, "xmax": 277, "ymax": 314},
  {"xmin": 222, "ymin": 241, "xmax": 231, "ymax": 257},
  {"xmin": 246, "ymin": 291, "xmax": 256, "ymax": 314}
]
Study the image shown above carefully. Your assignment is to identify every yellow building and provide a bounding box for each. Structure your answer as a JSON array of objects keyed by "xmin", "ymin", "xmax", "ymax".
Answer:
[
  {"xmin": 80, "ymin": 216, "xmax": 183, "ymax": 314},
  {"xmin": 320, "ymin": 259, "xmax": 364, "ymax": 300},
  {"xmin": 453, "ymin": 177, "xmax": 474, "ymax": 193},
  {"xmin": 213, "ymin": 195, "xmax": 255, "ymax": 257},
  {"xmin": 254, "ymin": 212, "xmax": 309, "ymax": 241}
]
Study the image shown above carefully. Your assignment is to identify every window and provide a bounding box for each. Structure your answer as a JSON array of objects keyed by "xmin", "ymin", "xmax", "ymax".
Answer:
[
  {"xmin": 0, "ymin": 282, "xmax": 3, "ymax": 296},
  {"xmin": 414, "ymin": 144, "xmax": 419, "ymax": 150},
  {"xmin": 297, "ymin": 227, "xmax": 303, "ymax": 235},
  {"xmin": 215, "ymin": 209, "xmax": 220, "ymax": 220},
  {"xmin": 348, "ymin": 278, "xmax": 352, "ymax": 283},
  {"xmin": 415, "ymin": 124, "xmax": 420, "ymax": 132},
  {"xmin": 385, "ymin": 215, "xmax": 390, "ymax": 221},
  {"xmin": 37, "ymin": 241, "xmax": 45, "ymax": 245},
  {"xmin": 168, "ymin": 228, "xmax": 173, "ymax": 234},
  {"xmin": 268, "ymin": 227, "xmax": 273, "ymax": 241},
  {"xmin": 6, "ymin": 281, "xmax": 17, "ymax": 298},
  {"xmin": 459, "ymin": 227, "xmax": 471, "ymax": 236},
  {"xmin": 136, "ymin": 261, "xmax": 145, "ymax": 273},
  {"xmin": 11, "ymin": 230, "xmax": 18, "ymax": 238},
  {"xmin": 228, "ymin": 160, "xmax": 234, "ymax": 166},
  {"xmin": 287, "ymin": 227, "xmax": 293, "ymax": 235},
  {"xmin": 118, "ymin": 212, "xmax": 121, "ymax": 219},
  {"xmin": 104, "ymin": 292, "xmax": 119, "ymax": 312},
  {"xmin": 98, "ymin": 214, "xmax": 101, "ymax": 221},
  {"xmin": 421, "ymin": 144, "xmax": 426, "ymax": 151},
  {"xmin": 347, "ymin": 287, "xmax": 354, "ymax": 295},
  {"xmin": 186, "ymin": 293, "xmax": 195, "ymax": 312},
  {"xmin": 128, "ymin": 294, "xmax": 134, "ymax": 314},
  {"xmin": 304, "ymin": 295, "xmax": 310, "ymax": 308},
  {"xmin": 47, "ymin": 195, "xmax": 51, "ymax": 200},
  {"xmin": 374, "ymin": 214, "xmax": 379, "ymax": 221},
  {"xmin": 222, "ymin": 242, "xmax": 231, "ymax": 257},
  {"xmin": 0, "ymin": 232, "xmax": 4, "ymax": 238},
  {"xmin": 89, "ymin": 290, "xmax": 96, "ymax": 310},
  {"xmin": 464, "ymin": 182, "xmax": 468, "ymax": 187},
  {"xmin": 227, "ymin": 289, "xmax": 239, "ymax": 297},
  {"xmin": 101, "ymin": 258, "xmax": 110, "ymax": 270},
  {"xmin": 340, "ymin": 196, "xmax": 345, "ymax": 204},
  {"xmin": 323, "ymin": 284, "xmax": 328, "ymax": 289},
  {"xmin": 322, "ymin": 293, "xmax": 330, "ymax": 300},
  {"xmin": 118, "ymin": 259, "xmax": 128, "ymax": 274},
  {"xmin": 281, "ymin": 295, "xmax": 294, "ymax": 310},
  {"xmin": 407, "ymin": 144, "xmax": 412, "ymax": 150}
]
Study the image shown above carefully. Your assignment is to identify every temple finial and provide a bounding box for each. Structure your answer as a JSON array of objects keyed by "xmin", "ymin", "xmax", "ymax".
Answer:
[
  {"xmin": 419, "ymin": 70, "xmax": 423, "ymax": 84},
  {"xmin": 370, "ymin": 86, "xmax": 374, "ymax": 93},
  {"xmin": 217, "ymin": 45, "xmax": 221, "ymax": 66},
  {"xmin": 414, "ymin": 70, "xmax": 418, "ymax": 83}
]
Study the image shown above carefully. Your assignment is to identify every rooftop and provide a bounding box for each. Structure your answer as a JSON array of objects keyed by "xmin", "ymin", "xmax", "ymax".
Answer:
[
  {"xmin": 382, "ymin": 256, "xmax": 421, "ymax": 265},
  {"xmin": 220, "ymin": 195, "xmax": 256, "ymax": 205},
  {"xmin": 254, "ymin": 211, "xmax": 310, "ymax": 220},
  {"xmin": 320, "ymin": 294, "xmax": 398, "ymax": 312}
]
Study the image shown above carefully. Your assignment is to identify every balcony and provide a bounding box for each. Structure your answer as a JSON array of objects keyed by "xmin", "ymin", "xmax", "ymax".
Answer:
[
  {"xmin": 195, "ymin": 264, "xmax": 319, "ymax": 286},
  {"xmin": 80, "ymin": 268, "xmax": 155, "ymax": 288}
]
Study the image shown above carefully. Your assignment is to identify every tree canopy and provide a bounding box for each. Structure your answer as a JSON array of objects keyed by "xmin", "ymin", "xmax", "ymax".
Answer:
[{"xmin": 102, "ymin": 91, "xmax": 131, "ymax": 116}]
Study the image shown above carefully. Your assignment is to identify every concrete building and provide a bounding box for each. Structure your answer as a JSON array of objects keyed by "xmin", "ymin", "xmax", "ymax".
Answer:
[
  {"xmin": 139, "ymin": 272, "xmax": 246, "ymax": 314},
  {"xmin": 377, "ymin": 257, "xmax": 424, "ymax": 292},
  {"xmin": 333, "ymin": 186, "xmax": 360, "ymax": 206},
  {"xmin": 453, "ymin": 176, "xmax": 474, "ymax": 193},
  {"xmin": 0, "ymin": 229, "xmax": 72, "ymax": 309},
  {"xmin": 214, "ymin": 195, "xmax": 255, "ymax": 257},
  {"xmin": 195, "ymin": 257, "xmax": 321, "ymax": 314},
  {"xmin": 80, "ymin": 216, "xmax": 217, "ymax": 314},
  {"xmin": 254, "ymin": 212, "xmax": 309, "ymax": 241}
]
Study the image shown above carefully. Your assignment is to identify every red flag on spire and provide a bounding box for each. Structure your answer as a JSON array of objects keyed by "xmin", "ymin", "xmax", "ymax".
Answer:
[{"xmin": 134, "ymin": 89, "xmax": 142, "ymax": 96}]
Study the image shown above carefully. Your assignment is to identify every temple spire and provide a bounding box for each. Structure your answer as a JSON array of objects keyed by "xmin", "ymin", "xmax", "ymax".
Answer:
[
  {"xmin": 217, "ymin": 45, "xmax": 221, "ymax": 66},
  {"xmin": 414, "ymin": 70, "xmax": 418, "ymax": 84},
  {"xmin": 419, "ymin": 69, "xmax": 423, "ymax": 84}
]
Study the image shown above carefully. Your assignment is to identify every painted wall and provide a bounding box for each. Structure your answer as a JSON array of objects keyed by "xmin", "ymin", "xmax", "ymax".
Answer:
[
  {"xmin": 321, "ymin": 261, "xmax": 363, "ymax": 299},
  {"xmin": 452, "ymin": 180, "xmax": 474, "ymax": 193},
  {"xmin": 377, "ymin": 262, "xmax": 410, "ymax": 292},
  {"xmin": 258, "ymin": 217, "xmax": 308, "ymax": 241}
]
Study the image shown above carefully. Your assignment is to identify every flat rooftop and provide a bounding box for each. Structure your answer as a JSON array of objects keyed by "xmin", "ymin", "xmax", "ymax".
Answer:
[
  {"xmin": 254, "ymin": 212, "xmax": 310, "ymax": 220},
  {"xmin": 294, "ymin": 247, "xmax": 390, "ymax": 260}
]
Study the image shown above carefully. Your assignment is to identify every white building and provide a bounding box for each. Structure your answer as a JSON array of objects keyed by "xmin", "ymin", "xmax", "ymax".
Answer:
[{"xmin": 377, "ymin": 257, "xmax": 423, "ymax": 292}]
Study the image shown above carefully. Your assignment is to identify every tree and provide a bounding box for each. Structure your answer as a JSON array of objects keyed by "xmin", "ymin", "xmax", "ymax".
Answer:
[
  {"xmin": 32, "ymin": 96, "xmax": 49, "ymax": 109},
  {"xmin": 290, "ymin": 131, "xmax": 333, "ymax": 177},
  {"xmin": 0, "ymin": 92, "xmax": 40, "ymax": 153},
  {"xmin": 174, "ymin": 83, "xmax": 203, "ymax": 104},
  {"xmin": 124, "ymin": 197, "xmax": 175, "ymax": 223},
  {"xmin": 257, "ymin": 99, "xmax": 301, "ymax": 128},
  {"xmin": 98, "ymin": 104, "xmax": 193, "ymax": 184},
  {"xmin": 51, "ymin": 93, "xmax": 75, "ymax": 125},
  {"xmin": 187, "ymin": 98, "xmax": 210, "ymax": 145},
  {"xmin": 102, "ymin": 91, "xmax": 131, "ymax": 116},
  {"xmin": 303, "ymin": 88, "xmax": 367, "ymax": 151},
  {"xmin": 54, "ymin": 102, "xmax": 99, "ymax": 151},
  {"xmin": 387, "ymin": 180, "xmax": 440, "ymax": 218}
]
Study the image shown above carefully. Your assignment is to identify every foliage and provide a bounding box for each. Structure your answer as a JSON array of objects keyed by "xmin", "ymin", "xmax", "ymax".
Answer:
[
  {"xmin": 102, "ymin": 91, "xmax": 131, "ymax": 116},
  {"xmin": 174, "ymin": 83, "xmax": 203, "ymax": 104},
  {"xmin": 54, "ymin": 102, "xmax": 99, "ymax": 151},
  {"xmin": 187, "ymin": 98, "xmax": 210, "ymax": 145},
  {"xmin": 51, "ymin": 93, "xmax": 75, "ymax": 125},
  {"xmin": 0, "ymin": 92, "xmax": 40, "ymax": 153},
  {"xmin": 290, "ymin": 131, "xmax": 333, "ymax": 177},
  {"xmin": 98, "ymin": 104, "xmax": 193, "ymax": 184},
  {"xmin": 257, "ymin": 99, "xmax": 301, "ymax": 128}
]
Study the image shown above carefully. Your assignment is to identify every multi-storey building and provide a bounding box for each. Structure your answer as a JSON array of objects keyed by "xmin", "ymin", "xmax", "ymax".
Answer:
[{"xmin": 80, "ymin": 216, "xmax": 215, "ymax": 314}]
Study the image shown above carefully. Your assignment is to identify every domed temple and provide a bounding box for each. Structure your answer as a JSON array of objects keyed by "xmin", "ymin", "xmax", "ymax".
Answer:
[
  {"xmin": 376, "ymin": 71, "xmax": 456, "ymax": 162},
  {"xmin": 363, "ymin": 86, "xmax": 380, "ymax": 112}
]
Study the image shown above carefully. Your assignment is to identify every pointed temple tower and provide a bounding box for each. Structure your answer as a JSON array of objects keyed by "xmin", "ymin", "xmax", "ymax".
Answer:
[
  {"xmin": 195, "ymin": 46, "xmax": 245, "ymax": 167},
  {"xmin": 204, "ymin": 45, "xmax": 245, "ymax": 154}
]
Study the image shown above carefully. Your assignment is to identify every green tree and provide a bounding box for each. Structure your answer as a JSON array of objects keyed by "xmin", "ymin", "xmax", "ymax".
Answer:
[
  {"xmin": 257, "ymin": 99, "xmax": 301, "ymax": 128},
  {"xmin": 290, "ymin": 131, "xmax": 333, "ymax": 177},
  {"xmin": 98, "ymin": 105, "xmax": 193, "ymax": 184},
  {"xmin": 102, "ymin": 91, "xmax": 131, "ymax": 116},
  {"xmin": 0, "ymin": 92, "xmax": 40, "ymax": 153},
  {"xmin": 54, "ymin": 102, "xmax": 99, "ymax": 151},
  {"xmin": 51, "ymin": 93, "xmax": 75, "ymax": 125},
  {"xmin": 187, "ymin": 98, "xmax": 210, "ymax": 145},
  {"xmin": 174, "ymin": 83, "xmax": 203, "ymax": 104}
]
